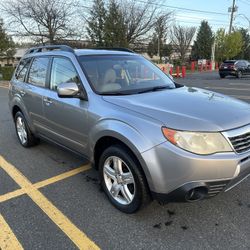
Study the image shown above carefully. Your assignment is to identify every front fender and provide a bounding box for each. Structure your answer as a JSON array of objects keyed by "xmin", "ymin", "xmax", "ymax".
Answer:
[{"xmin": 89, "ymin": 118, "xmax": 164, "ymax": 190}]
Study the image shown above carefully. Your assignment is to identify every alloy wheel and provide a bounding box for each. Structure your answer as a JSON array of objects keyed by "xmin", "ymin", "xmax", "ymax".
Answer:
[
  {"xmin": 16, "ymin": 116, "xmax": 27, "ymax": 145},
  {"xmin": 103, "ymin": 156, "xmax": 135, "ymax": 205}
]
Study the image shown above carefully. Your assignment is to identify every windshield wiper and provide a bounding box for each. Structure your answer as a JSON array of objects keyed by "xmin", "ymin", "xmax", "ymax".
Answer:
[{"xmin": 136, "ymin": 86, "xmax": 173, "ymax": 94}]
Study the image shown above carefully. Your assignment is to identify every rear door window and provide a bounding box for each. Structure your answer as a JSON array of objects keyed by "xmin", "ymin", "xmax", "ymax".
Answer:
[
  {"xmin": 28, "ymin": 57, "xmax": 50, "ymax": 87},
  {"xmin": 15, "ymin": 58, "xmax": 32, "ymax": 82}
]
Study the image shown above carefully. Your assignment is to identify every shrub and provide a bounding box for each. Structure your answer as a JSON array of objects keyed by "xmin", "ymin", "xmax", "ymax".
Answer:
[{"xmin": 0, "ymin": 66, "xmax": 15, "ymax": 80}]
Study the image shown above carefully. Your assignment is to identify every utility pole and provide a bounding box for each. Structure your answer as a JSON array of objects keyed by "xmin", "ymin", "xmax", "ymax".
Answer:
[
  {"xmin": 157, "ymin": 35, "xmax": 160, "ymax": 63},
  {"xmin": 211, "ymin": 41, "xmax": 216, "ymax": 70},
  {"xmin": 229, "ymin": 0, "xmax": 237, "ymax": 34}
]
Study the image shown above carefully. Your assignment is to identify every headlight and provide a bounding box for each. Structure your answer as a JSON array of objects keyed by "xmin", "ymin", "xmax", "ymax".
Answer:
[{"xmin": 162, "ymin": 127, "xmax": 233, "ymax": 155}]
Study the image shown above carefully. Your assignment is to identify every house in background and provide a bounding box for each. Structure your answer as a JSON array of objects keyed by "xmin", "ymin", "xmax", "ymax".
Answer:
[{"xmin": 0, "ymin": 48, "xmax": 27, "ymax": 67}]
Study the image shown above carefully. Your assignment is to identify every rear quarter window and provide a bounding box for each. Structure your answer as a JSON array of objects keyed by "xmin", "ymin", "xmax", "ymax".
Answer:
[{"xmin": 15, "ymin": 58, "xmax": 32, "ymax": 82}]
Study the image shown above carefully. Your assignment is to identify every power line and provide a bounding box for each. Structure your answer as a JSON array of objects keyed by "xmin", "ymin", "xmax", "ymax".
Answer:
[
  {"xmin": 176, "ymin": 20, "xmax": 229, "ymax": 27},
  {"xmin": 239, "ymin": 0, "xmax": 250, "ymax": 6},
  {"xmin": 175, "ymin": 14, "xmax": 229, "ymax": 24},
  {"xmin": 77, "ymin": 0, "xmax": 229, "ymax": 17},
  {"xmin": 136, "ymin": 0, "xmax": 229, "ymax": 16}
]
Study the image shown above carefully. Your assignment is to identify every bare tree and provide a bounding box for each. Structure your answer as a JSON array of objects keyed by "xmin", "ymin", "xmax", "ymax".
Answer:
[
  {"xmin": 121, "ymin": 0, "xmax": 171, "ymax": 46},
  {"xmin": 121, "ymin": 0, "xmax": 159, "ymax": 45},
  {"xmin": 2, "ymin": 0, "xmax": 78, "ymax": 44},
  {"xmin": 171, "ymin": 25, "xmax": 196, "ymax": 63}
]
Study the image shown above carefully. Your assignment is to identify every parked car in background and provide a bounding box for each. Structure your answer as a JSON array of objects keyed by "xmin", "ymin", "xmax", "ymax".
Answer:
[
  {"xmin": 9, "ymin": 45, "xmax": 250, "ymax": 213},
  {"xmin": 219, "ymin": 60, "xmax": 250, "ymax": 78}
]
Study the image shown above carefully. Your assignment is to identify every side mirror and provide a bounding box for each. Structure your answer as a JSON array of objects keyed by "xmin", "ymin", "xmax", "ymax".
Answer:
[{"xmin": 57, "ymin": 82, "xmax": 81, "ymax": 98}]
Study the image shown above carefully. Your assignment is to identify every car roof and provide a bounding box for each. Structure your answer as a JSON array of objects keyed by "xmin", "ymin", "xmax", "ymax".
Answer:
[
  {"xmin": 22, "ymin": 45, "xmax": 136, "ymax": 59},
  {"xmin": 21, "ymin": 50, "xmax": 137, "ymax": 62},
  {"xmin": 223, "ymin": 60, "xmax": 237, "ymax": 64}
]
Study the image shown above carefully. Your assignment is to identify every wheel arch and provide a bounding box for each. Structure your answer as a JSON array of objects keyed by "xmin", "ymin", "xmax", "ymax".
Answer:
[
  {"xmin": 92, "ymin": 132, "xmax": 154, "ymax": 193},
  {"xmin": 93, "ymin": 135, "xmax": 153, "ymax": 195},
  {"xmin": 12, "ymin": 105, "xmax": 22, "ymax": 119}
]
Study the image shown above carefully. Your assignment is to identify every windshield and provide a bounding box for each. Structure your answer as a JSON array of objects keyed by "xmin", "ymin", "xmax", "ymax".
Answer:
[{"xmin": 79, "ymin": 55, "xmax": 175, "ymax": 95}]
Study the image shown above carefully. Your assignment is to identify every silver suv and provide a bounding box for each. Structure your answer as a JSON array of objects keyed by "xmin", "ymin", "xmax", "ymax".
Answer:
[{"xmin": 9, "ymin": 45, "xmax": 250, "ymax": 213}]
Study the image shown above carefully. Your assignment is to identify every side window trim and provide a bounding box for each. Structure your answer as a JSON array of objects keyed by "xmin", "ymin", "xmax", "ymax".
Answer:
[
  {"xmin": 46, "ymin": 56, "xmax": 53, "ymax": 89},
  {"xmin": 14, "ymin": 60, "xmax": 24, "ymax": 80},
  {"xmin": 24, "ymin": 57, "xmax": 34, "ymax": 83}
]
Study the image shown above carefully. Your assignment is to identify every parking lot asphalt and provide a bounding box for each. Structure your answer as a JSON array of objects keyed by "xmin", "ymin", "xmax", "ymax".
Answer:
[{"xmin": 1, "ymin": 72, "xmax": 250, "ymax": 250}]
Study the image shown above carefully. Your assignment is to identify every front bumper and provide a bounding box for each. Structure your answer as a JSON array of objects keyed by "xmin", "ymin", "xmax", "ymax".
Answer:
[{"xmin": 141, "ymin": 141, "xmax": 250, "ymax": 202}]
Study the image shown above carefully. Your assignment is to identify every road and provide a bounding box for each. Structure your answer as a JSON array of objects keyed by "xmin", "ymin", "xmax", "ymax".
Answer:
[
  {"xmin": 0, "ymin": 72, "xmax": 250, "ymax": 250},
  {"xmin": 176, "ymin": 71, "xmax": 250, "ymax": 102}
]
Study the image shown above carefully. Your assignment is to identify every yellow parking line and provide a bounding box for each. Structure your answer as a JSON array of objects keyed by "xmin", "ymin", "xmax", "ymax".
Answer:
[
  {"xmin": 0, "ymin": 156, "xmax": 99, "ymax": 250},
  {"xmin": 0, "ymin": 188, "xmax": 26, "ymax": 203},
  {"xmin": 34, "ymin": 164, "xmax": 91, "ymax": 189},
  {"xmin": 0, "ymin": 165, "xmax": 91, "ymax": 203},
  {"xmin": 0, "ymin": 214, "xmax": 24, "ymax": 250}
]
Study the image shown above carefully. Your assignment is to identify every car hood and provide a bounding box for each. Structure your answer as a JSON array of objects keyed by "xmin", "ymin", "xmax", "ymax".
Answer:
[{"xmin": 103, "ymin": 86, "xmax": 250, "ymax": 132}]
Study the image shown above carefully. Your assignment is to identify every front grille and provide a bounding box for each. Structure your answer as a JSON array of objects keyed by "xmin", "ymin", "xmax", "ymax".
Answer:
[{"xmin": 229, "ymin": 132, "xmax": 250, "ymax": 153}]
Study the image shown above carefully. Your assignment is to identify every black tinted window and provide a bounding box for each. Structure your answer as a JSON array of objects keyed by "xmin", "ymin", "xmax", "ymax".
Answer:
[
  {"xmin": 15, "ymin": 58, "xmax": 32, "ymax": 82},
  {"xmin": 50, "ymin": 57, "xmax": 80, "ymax": 90},
  {"xmin": 28, "ymin": 57, "xmax": 49, "ymax": 87},
  {"xmin": 243, "ymin": 61, "xmax": 249, "ymax": 66},
  {"xmin": 237, "ymin": 61, "xmax": 247, "ymax": 67}
]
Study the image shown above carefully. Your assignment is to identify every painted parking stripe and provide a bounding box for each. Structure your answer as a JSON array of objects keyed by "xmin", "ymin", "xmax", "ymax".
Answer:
[
  {"xmin": 205, "ymin": 86, "xmax": 250, "ymax": 91},
  {"xmin": 0, "ymin": 188, "xmax": 26, "ymax": 203},
  {"xmin": 34, "ymin": 164, "xmax": 91, "ymax": 189},
  {"xmin": 0, "ymin": 156, "xmax": 99, "ymax": 250},
  {"xmin": 229, "ymin": 82, "xmax": 250, "ymax": 86},
  {"xmin": 0, "ymin": 214, "xmax": 24, "ymax": 250},
  {"xmin": 0, "ymin": 165, "xmax": 91, "ymax": 203},
  {"xmin": 230, "ymin": 95, "xmax": 250, "ymax": 100}
]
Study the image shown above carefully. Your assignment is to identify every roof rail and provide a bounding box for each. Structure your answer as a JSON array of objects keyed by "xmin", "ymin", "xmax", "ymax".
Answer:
[
  {"xmin": 25, "ymin": 45, "xmax": 74, "ymax": 55},
  {"xmin": 93, "ymin": 47, "xmax": 135, "ymax": 53}
]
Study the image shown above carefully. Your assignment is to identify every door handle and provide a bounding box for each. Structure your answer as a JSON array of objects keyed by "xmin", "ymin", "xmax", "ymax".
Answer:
[{"xmin": 43, "ymin": 97, "xmax": 53, "ymax": 105}]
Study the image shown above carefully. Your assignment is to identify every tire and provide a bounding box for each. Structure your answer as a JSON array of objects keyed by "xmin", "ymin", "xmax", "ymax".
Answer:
[
  {"xmin": 219, "ymin": 74, "xmax": 225, "ymax": 78},
  {"xmin": 237, "ymin": 71, "xmax": 242, "ymax": 78},
  {"xmin": 99, "ymin": 145, "xmax": 150, "ymax": 213},
  {"xmin": 14, "ymin": 111, "xmax": 38, "ymax": 147}
]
